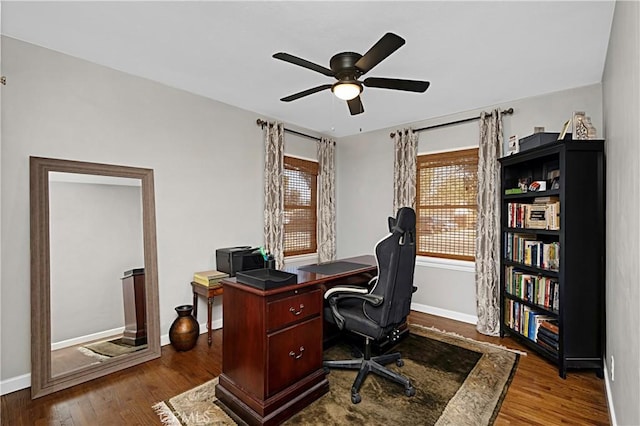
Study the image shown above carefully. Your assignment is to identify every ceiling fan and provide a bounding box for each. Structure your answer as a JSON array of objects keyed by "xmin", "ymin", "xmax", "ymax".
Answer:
[{"xmin": 273, "ymin": 32, "xmax": 430, "ymax": 116}]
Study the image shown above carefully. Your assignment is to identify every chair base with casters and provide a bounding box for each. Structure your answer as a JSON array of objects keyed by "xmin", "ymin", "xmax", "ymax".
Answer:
[{"xmin": 323, "ymin": 335, "xmax": 416, "ymax": 404}]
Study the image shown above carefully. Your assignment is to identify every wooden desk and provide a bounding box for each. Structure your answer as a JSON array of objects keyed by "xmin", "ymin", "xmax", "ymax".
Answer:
[
  {"xmin": 215, "ymin": 255, "xmax": 376, "ymax": 426},
  {"xmin": 190, "ymin": 282, "xmax": 224, "ymax": 346}
]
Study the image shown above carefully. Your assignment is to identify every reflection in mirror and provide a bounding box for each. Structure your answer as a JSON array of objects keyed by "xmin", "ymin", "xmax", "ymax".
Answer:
[
  {"xmin": 30, "ymin": 157, "xmax": 160, "ymax": 399},
  {"xmin": 48, "ymin": 173, "xmax": 145, "ymax": 377}
]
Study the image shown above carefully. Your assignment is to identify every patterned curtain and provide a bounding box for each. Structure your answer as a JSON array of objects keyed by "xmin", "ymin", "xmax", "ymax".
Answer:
[
  {"xmin": 263, "ymin": 122, "xmax": 285, "ymax": 269},
  {"xmin": 393, "ymin": 128, "xmax": 418, "ymax": 212},
  {"xmin": 317, "ymin": 137, "xmax": 336, "ymax": 263},
  {"xmin": 476, "ymin": 110, "xmax": 503, "ymax": 336}
]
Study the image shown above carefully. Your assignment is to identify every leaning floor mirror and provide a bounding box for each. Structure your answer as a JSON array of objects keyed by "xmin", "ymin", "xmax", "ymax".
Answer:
[{"xmin": 30, "ymin": 156, "xmax": 160, "ymax": 398}]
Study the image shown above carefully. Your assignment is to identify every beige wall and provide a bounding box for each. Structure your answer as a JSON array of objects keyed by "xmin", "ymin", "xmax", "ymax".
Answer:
[
  {"xmin": 0, "ymin": 36, "xmax": 326, "ymax": 391},
  {"xmin": 336, "ymin": 84, "xmax": 604, "ymax": 322},
  {"xmin": 602, "ymin": 1, "xmax": 640, "ymax": 424},
  {"xmin": 0, "ymin": 36, "xmax": 251, "ymax": 385}
]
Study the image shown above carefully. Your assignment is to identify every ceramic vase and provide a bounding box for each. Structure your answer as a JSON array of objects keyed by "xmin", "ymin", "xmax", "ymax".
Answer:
[{"xmin": 168, "ymin": 305, "xmax": 199, "ymax": 351}]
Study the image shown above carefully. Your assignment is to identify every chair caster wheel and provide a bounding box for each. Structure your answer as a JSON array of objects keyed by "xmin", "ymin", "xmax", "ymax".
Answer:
[
  {"xmin": 351, "ymin": 393, "xmax": 362, "ymax": 404},
  {"xmin": 396, "ymin": 359, "xmax": 404, "ymax": 367},
  {"xmin": 405, "ymin": 385, "xmax": 416, "ymax": 397}
]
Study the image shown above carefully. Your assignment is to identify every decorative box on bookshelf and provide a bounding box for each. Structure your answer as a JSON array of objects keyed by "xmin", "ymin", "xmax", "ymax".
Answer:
[{"xmin": 499, "ymin": 140, "xmax": 605, "ymax": 379}]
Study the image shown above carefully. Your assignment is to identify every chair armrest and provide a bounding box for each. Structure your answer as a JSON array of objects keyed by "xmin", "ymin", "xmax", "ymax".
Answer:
[
  {"xmin": 325, "ymin": 290, "xmax": 384, "ymax": 330},
  {"xmin": 324, "ymin": 285, "xmax": 369, "ymax": 299},
  {"xmin": 368, "ymin": 275, "xmax": 378, "ymax": 286},
  {"xmin": 329, "ymin": 292, "xmax": 383, "ymax": 306}
]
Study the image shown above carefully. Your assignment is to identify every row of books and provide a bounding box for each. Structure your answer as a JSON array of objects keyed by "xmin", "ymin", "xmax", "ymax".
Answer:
[
  {"xmin": 504, "ymin": 266, "xmax": 559, "ymax": 311},
  {"xmin": 537, "ymin": 319, "xmax": 560, "ymax": 354},
  {"xmin": 504, "ymin": 300, "xmax": 558, "ymax": 355},
  {"xmin": 193, "ymin": 269, "xmax": 228, "ymax": 288},
  {"xmin": 506, "ymin": 197, "xmax": 560, "ymax": 230},
  {"xmin": 504, "ymin": 232, "xmax": 560, "ymax": 270}
]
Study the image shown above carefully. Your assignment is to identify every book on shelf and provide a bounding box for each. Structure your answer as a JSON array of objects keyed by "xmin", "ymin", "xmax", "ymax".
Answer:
[
  {"xmin": 537, "ymin": 336, "xmax": 559, "ymax": 354},
  {"xmin": 505, "ymin": 266, "xmax": 559, "ymax": 310},
  {"xmin": 537, "ymin": 331, "xmax": 559, "ymax": 350},
  {"xmin": 533, "ymin": 196, "xmax": 560, "ymax": 204},
  {"xmin": 193, "ymin": 269, "xmax": 228, "ymax": 287},
  {"xmin": 525, "ymin": 204, "xmax": 548, "ymax": 229},
  {"xmin": 538, "ymin": 326, "xmax": 559, "ymax": 343},
  {"xmin": 540, "ymin": 319, "xmax": 559, "ymax": 334},
  {"xmin": 505, "ymin": 188, "xmax": 524, "ymax": 195},
  {"xmin": 507, "ymin": 199, "xmax": 560, "ymax": 230},
  {"xmin": 504, "ymin": 233, "xmax": 559, "ymax": 270},
  {"xmin": 530, "ymin": 314, "xmax": 553, "ymax": 342}
]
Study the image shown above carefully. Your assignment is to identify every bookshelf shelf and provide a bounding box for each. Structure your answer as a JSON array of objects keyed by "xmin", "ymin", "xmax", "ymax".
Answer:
[
  {"xmin": 504, "ymin": 326, "xmax": 559, "ymax": 360},
  {"xmin": 504, "ymin": 292, "xmax": 559, "ymax": 316},
  {"xmin": 504, "ymin": 227, "xmax": 560, "ymax": 236},
  {"xmin": 502, "ymin": 260, "xmax": 559, "ymax": 277},
  {"xmin": 503, "ymin": 189, "xmax": 560, "ymax": 201},
  {"xmin": 499, "ymin": 140, "xmax": 605, "ymax": 379}
]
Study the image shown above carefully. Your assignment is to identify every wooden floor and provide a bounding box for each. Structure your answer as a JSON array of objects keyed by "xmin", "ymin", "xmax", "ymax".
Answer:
[{"xmin": 1, "ymin": 312, "xmax": 610, "ymax": 425}]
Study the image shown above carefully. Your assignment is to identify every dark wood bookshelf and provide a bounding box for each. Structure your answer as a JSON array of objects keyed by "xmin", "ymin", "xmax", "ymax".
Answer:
[{"xmin": 499, "ymin": 140, "xmax": 605, "ymax": 378}]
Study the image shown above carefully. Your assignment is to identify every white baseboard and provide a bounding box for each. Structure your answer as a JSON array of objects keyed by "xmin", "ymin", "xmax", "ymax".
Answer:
[
  {"xmin": 0, "ymin": 373, "xmax": 31, "ymax": 396},
  {"xmin": 603, "ymin": 363, "xmax": 618, "ymax": 425},
  {"xmin": 410, "ymin": 302, "xmax": 478, "ymax": 325},
  {"xmin": 51, "ymin": 326, "xmax": 125, "ymax": 351}
]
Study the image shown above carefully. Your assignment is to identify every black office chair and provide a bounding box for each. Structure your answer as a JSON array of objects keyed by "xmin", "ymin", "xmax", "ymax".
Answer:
[{"xmin": 323, "ymin": 207, "xmax": 417, "ymax": 404}]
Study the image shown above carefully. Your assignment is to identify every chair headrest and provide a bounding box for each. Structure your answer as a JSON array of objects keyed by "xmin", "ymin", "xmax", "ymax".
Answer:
[
  {"xmin": 391, "ymin": 207, "xmax": 416, "ymax": 235},
  {"xmin": 387, "ymin": 216, "xmax": 397, "ymax": 233}
]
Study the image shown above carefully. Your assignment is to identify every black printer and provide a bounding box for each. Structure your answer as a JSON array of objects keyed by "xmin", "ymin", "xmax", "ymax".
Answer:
[{"xmin": 216, "ymin": 246, "xmax": 264, "ymax": 277}]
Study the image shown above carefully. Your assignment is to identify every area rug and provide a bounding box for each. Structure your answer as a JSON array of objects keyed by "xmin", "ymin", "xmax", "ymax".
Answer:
[
  {"xmin": 78, "ymin": 338, "xmax": 147, "ymax": 360},
  {"xmin": 153, "ymin": 325, "xmax": 520, "ymax": 426}
]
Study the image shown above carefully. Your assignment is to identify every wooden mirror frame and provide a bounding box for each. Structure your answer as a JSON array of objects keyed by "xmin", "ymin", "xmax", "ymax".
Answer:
[{"xmin": 30, "ymin": 156, "xmax": 161, "ymax": 398}]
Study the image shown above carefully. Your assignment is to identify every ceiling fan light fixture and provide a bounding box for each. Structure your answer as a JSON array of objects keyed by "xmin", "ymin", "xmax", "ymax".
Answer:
[{"xmin": 332, "ymin": 82, "xmax": 362, "ymax": 101}]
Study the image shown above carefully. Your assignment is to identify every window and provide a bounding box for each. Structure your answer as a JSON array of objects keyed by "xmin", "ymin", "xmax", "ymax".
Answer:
[
  {"xmin": 283, "ymin": 156, "xmax": 318, "ymax": 256},
  {"xmin": 415, "ymin": 148, "xmax": 478, "ymax": 261}
]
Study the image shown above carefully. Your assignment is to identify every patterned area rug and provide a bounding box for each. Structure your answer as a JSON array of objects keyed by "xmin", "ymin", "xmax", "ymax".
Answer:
[
  {"xmin": 153, "ymin": 325, "xmax": 520, "ymax": 426},
  {"xmin": 79, "ymin": 338, "xmax": 147, "ymax": 360}
]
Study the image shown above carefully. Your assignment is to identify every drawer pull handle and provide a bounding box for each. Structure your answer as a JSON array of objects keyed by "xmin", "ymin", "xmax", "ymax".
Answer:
[
  {"xmin": 289, "ymin": 346, "xmax": 305, "ymax": 359},
  {"xmin": 289, "ymin": 304, "xmax": 305, "ymax": 316}
]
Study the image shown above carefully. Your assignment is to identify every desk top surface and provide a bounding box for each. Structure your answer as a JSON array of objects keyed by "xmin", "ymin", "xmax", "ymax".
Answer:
[{"xmin": 222, "ymin": 255, "xmax": 376, "ymax": 296}]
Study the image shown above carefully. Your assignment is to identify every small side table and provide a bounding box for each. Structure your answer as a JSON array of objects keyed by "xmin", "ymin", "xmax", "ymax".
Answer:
[{"xmin": 190, "ymin": 282, "xmax": 224, "ymax": 346}]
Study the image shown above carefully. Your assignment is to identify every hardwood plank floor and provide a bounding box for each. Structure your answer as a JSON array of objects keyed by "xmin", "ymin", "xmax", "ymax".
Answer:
[{"xmin": 1, "ymin": 312, "xmax": 610, "ymax": 425}]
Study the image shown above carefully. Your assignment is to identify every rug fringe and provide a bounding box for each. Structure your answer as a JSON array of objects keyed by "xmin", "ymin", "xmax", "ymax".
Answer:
[
  {"xmin": 152, "ymin": 401, "xmax": 182, "ymax": 426},
  {"xmin": 77, "ymin": 346, "xmax": 111, "ymax": 361},
  {"xmin": 410, "ymin": 323, "xmax": 528, "ymax": 356}
]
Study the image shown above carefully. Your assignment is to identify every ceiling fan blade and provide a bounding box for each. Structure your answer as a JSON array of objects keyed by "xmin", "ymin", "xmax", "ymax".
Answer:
[
  {"xmin": 273, "ymin": 52, "xmax": 335, "ymax": 77},
  {"xmin": 347, "ymin": 96, "xmax": 364, "ymax": 115},
  {"xmin": 363, "ymin": 77, "xmax": 430, "ymax": 93},
  {"xmin": 354, "ymin": 33, "xmax": 405, "ymax": 75},
  {"xmin": 280, "ymin": 84, "xmax": 332, "ymax": 102}
]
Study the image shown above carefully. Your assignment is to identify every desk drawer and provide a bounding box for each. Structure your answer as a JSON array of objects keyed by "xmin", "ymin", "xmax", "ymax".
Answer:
[
  {"xmin": 267, "ymin": 316, "xmax": 323, "ymax": 396},
  {"xmin": 266, "ymin": 289, "xmax": 322, "ymax": 331}
]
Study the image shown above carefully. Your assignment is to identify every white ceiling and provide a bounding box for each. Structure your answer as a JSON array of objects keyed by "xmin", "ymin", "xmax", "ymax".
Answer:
[{"xmin": 1, "ymin": 1, "xmax": 615, "ymax": 137}]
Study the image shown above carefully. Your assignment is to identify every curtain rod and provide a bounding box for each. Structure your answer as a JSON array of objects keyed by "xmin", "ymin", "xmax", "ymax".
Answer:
[
  {"xmin": 389, "ymin": 107, "xmax": 514, "ymax": 138},
  {"xmin": 256, "ymin": 119, "xmax": 321, "ymax": 142}
]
